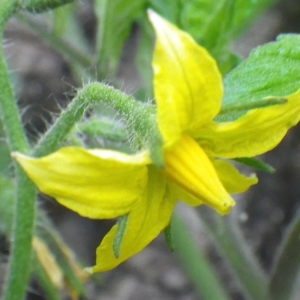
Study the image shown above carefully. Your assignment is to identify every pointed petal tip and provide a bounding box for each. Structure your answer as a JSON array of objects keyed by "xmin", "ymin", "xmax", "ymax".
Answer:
[{"xmin": 217, "ymin": 197, "xmax": 236, "ymax": 215}]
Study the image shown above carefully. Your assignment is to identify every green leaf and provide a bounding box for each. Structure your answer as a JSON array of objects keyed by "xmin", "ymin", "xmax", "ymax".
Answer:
[
  {"xmin": 94, "ymin": 0, "xmax": 146, "ymax": 78},
  {"xmin": 222, "ymin": 34, "xmax": 300, "ymax": 121}
]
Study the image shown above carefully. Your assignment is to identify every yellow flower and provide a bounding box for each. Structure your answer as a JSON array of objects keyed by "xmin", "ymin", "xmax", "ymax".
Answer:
[{"xmin": 13, "ymin": 11, "xmax": 300, "ymax": 272}]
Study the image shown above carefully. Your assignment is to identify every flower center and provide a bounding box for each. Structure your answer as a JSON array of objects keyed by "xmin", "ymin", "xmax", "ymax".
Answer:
[{"xmin": 164, "ymin": 134, "xmax": 235, "ymax": 214}]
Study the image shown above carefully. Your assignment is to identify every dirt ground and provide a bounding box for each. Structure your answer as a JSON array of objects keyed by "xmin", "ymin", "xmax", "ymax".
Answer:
[{"xmin": 2, "ymin": 0, "xmax": 300, "ymax": 299}]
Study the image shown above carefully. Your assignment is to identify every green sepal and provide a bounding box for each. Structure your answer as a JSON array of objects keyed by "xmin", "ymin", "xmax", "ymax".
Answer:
[
  {"xmin": 234, "ymin": 157, "xmax": 275, "ymax": 173},
  {"xmin": 113, "ymin": 214, "xmax": 129, "ymax": 258},
  {"xmin": 164, "ymin": 220, "xmax": 175, "ymax": 252},
  {"xmin": 77, "ymin": 118, "xmax": 127, "ymax": 141}
]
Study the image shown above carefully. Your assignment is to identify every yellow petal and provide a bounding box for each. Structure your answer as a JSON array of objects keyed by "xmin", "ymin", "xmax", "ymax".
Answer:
[
  {"xmin": 199, "ymin": 89, "xmax": 300, "ymax": 158},
  {"xmin": 13, "ymin": 148, "xmax": 150, "ymax": 219},
  {"xmin": 213, "ymin": 159, "xmax": 258, "ymax": 193},
  {"xmin": 164, "ymin": 134, "xmax": 235, "ymax": 214},
  {"xmin": 148, "ymin": 10, "xmax": 223, "ymax": 149},
  {"xmin": 90, "ymin": 166, "xmax": 176, "ymax": 272}
]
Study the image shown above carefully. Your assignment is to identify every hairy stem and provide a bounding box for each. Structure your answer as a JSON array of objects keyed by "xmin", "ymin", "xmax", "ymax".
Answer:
[
  {"xmin": 34, "ymin": 82, "xmax": 160, "ymax": 157},
  {"xmin": 0, "ymin": 2, "xmax": 37, "ymax": 300}
]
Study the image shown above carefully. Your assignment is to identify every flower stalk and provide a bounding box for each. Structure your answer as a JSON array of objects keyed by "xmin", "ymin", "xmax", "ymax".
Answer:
[{"xmin": 34, "ymin": 82, "xmax": 163, "ymax": 161}]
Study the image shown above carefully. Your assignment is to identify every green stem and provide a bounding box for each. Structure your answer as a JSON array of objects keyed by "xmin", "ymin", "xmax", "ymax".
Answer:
[
  {"xmin": 34, "ymin": 82, "xmax": 160, "ymax": 157},
  {"xmin": 0, "ymin": 9, "xmax": 27, "ymax": 153},
  {"xmin": 173, "ymin": 214, "xmax": 230, "ymax": 300},
  {"xmin": 197, "ymin": 209, "xmax": 269, "ymax": 300},
  {"xmin": 268, "ymin": 208, "xmax": 300, "ymax": 300},
  {"xmin": 4, "ymin": 170, "xmax": 36, "ymax": 300},
  {"xmin": 0, "ymin": 2, "xmax": 37, "ymax": 300}
]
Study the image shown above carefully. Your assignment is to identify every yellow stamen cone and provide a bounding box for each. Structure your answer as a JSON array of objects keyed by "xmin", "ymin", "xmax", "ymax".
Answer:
[{"xmin": 164, "ymin": 135, "xmax": 235, "ymax": 214}]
